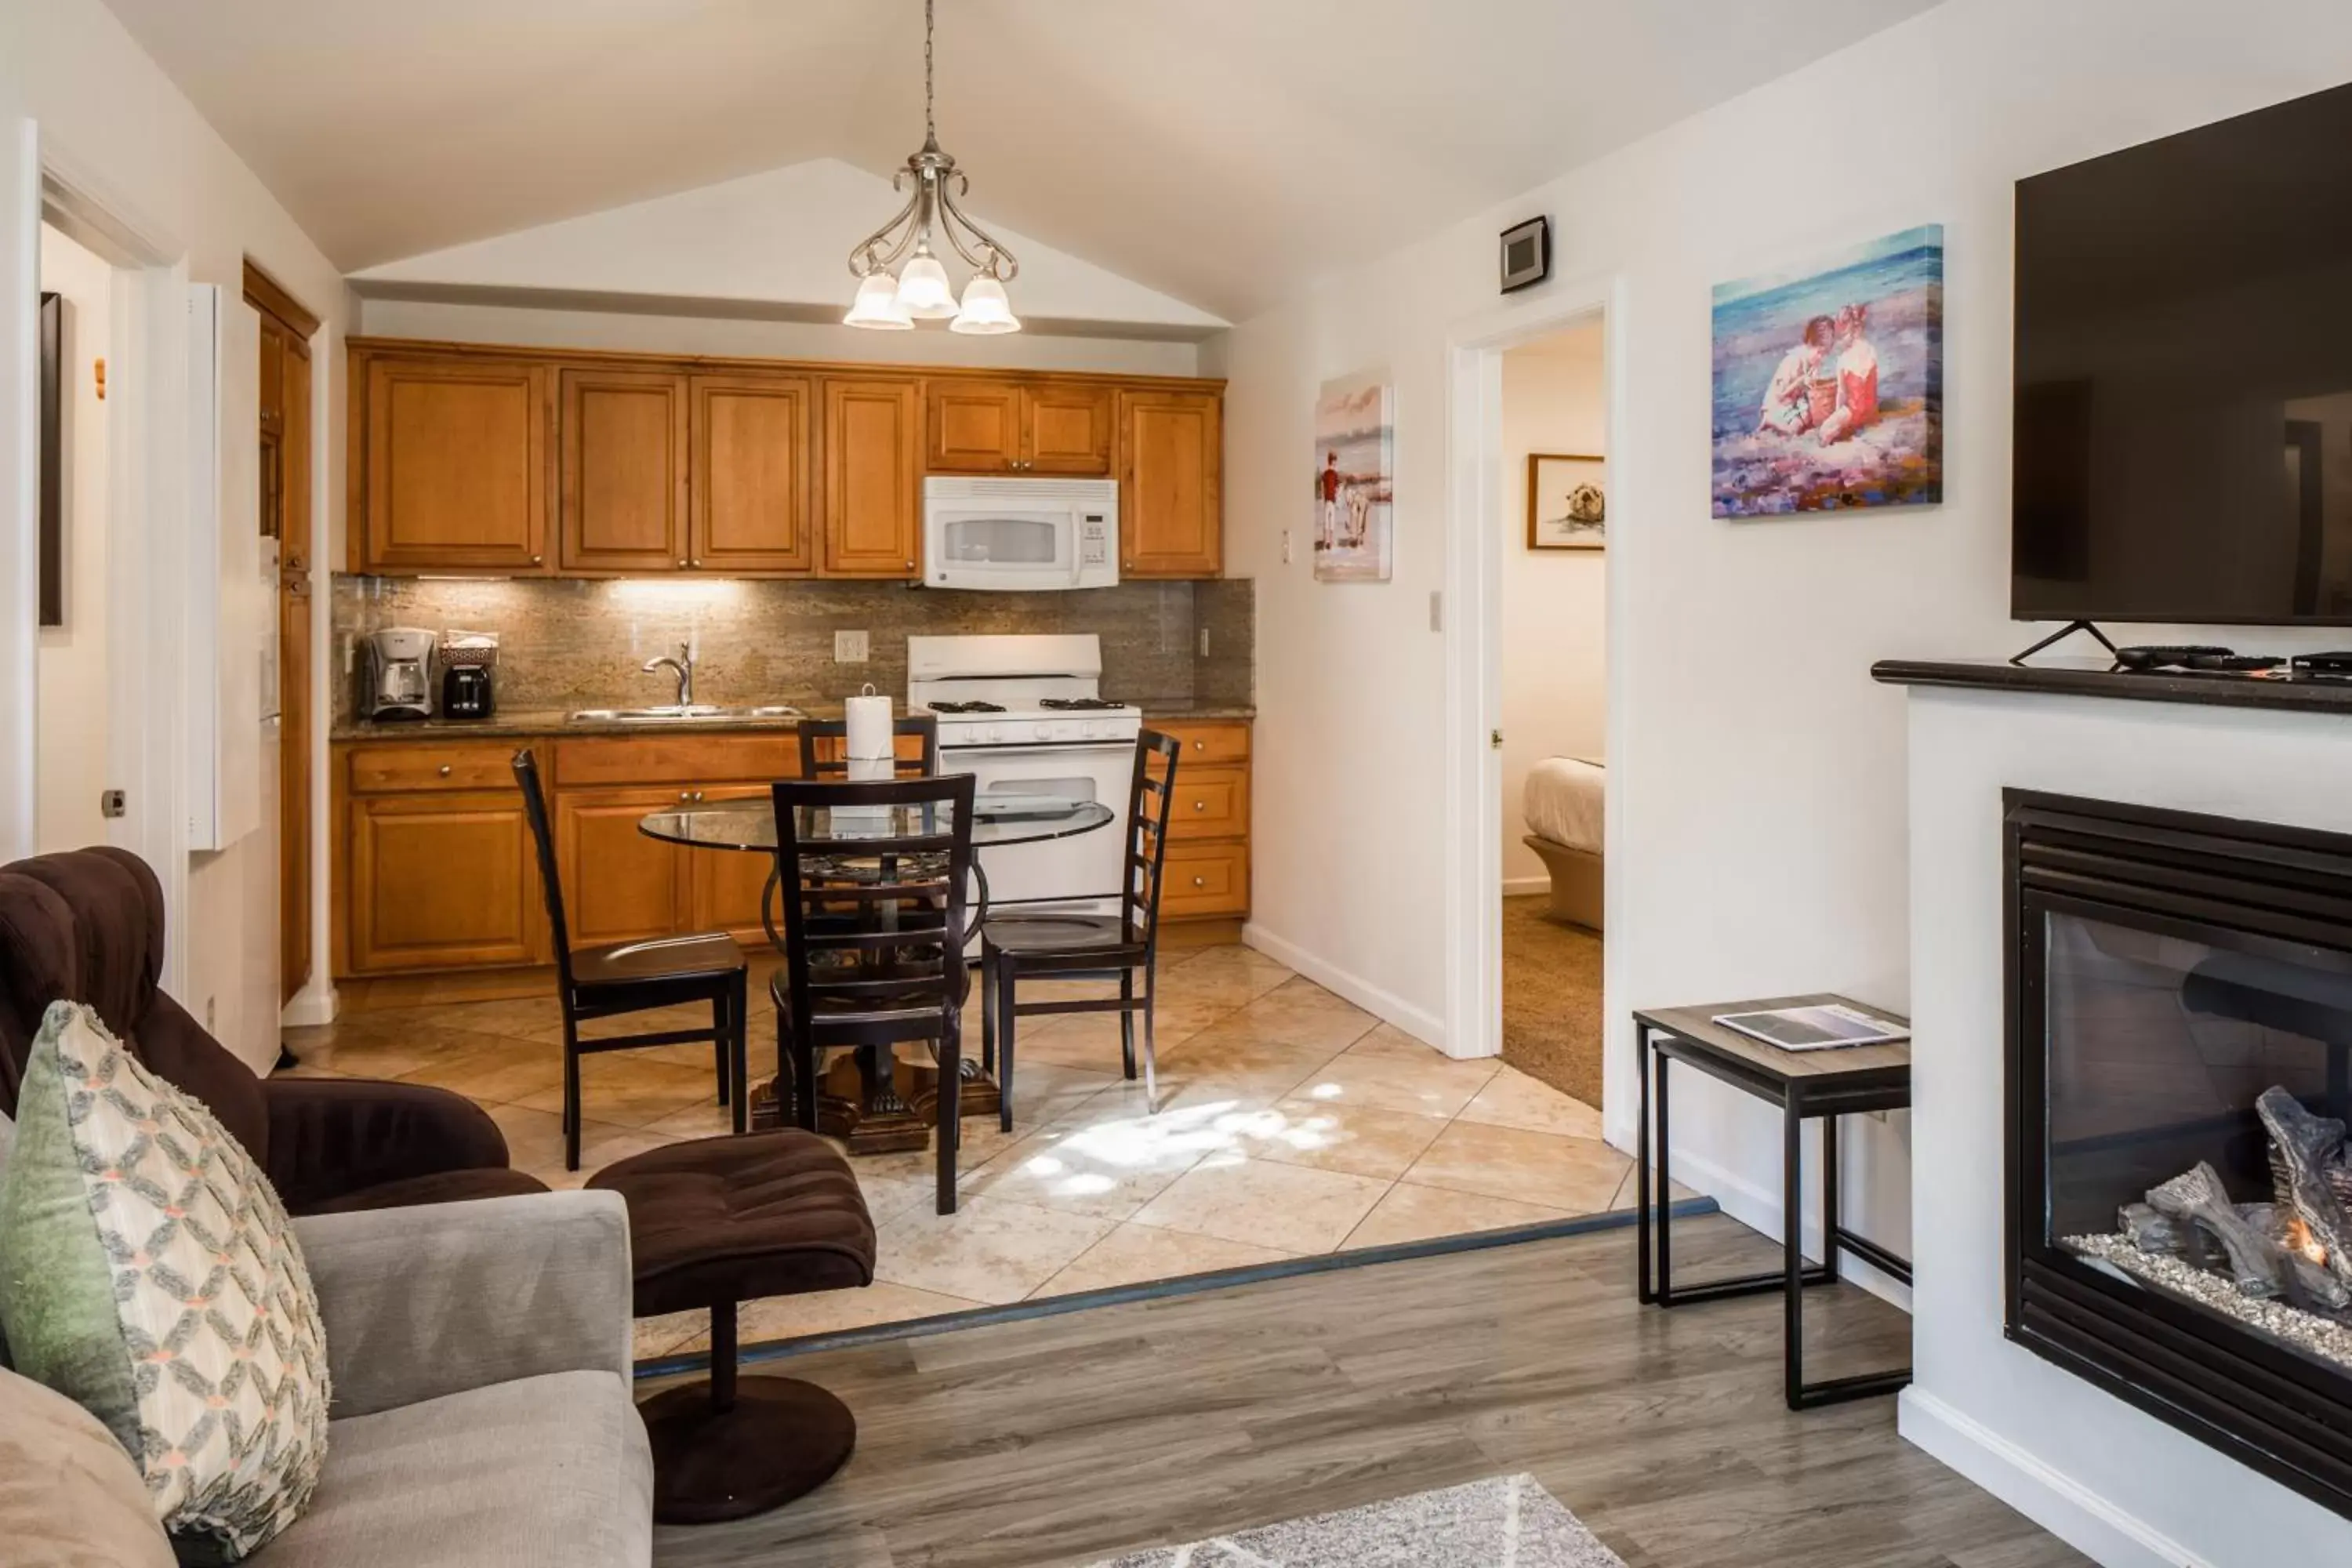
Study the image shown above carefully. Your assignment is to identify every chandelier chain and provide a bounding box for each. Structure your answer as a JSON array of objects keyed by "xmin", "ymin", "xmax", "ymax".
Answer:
[{"xmin": 924, "ymin": 0, "xmax": 936, "ymax": 146}]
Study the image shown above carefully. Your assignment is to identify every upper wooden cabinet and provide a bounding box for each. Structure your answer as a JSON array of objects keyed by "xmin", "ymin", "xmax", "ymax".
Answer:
[
  {"xmin": 925, "ymin": 379, "xmax": 1113, "ymax": 476},
  {"xmin": 361, "ymin": 357, "xmax": 550, "ymax": 573},
  {"xmin": 560, "ymin": 368, "xmax": 689, "ymax": 573},
  {"xmin": 1120, "ymin": 388, "xmax": 1223, "ymax": 578},
  {"xmin": 691, "ymin": 373, "xmax": 815, "ymax": 573},
  {"xmin": 823, "ymin": 376, "xmax": 923, "ymax": 578},
  {"xmin": 350, "ymin": 341, "xmax": 1219, "ymax": 578}
]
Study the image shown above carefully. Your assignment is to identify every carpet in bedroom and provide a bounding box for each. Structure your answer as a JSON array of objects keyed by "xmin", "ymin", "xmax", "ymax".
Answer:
[{"xmin": 1501, "ymin": 894, "xmax": 1604, "ymax": 1109}]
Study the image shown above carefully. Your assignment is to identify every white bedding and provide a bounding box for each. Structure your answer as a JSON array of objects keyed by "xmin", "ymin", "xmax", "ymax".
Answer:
[{"xmin": 1523, "ymin": 757, "xmax": 1605, "ymax": 855}]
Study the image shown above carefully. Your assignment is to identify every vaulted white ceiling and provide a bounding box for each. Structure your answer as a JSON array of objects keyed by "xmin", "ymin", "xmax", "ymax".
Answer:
[{"xmin": 100, "ymin": 0, "xmax": 1937, "ymax": 322}]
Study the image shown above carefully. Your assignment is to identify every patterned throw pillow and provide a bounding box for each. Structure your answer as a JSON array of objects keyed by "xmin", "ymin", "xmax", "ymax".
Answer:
[{"xmin": 0, "ymin": 1002, "xmax": 329, "ymax": 1563}]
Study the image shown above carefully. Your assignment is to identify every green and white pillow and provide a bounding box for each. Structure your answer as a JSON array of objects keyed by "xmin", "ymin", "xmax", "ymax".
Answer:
[{"xmin": 0, "ymin": 1002, "xmax": 328, "ymax": 1563}]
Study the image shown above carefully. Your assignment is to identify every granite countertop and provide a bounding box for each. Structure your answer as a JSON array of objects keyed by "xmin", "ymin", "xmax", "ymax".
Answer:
[{"xmin": 332, "ymin": 702, "xmax": 1253, "ymax": 742}]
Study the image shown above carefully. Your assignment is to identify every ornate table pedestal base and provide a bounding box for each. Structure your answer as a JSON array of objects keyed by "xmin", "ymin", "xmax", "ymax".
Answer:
[{"xmin": 749, "ymin": 1047, "xmax": 999, "ymax": 1155}]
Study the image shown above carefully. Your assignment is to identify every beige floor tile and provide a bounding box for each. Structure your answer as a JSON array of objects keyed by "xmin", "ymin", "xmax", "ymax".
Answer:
[
  {"xmin": 1163, "ymin": 944, "xmax": 1296, "ymax": 998},
  {"xmin": 670, "ymin": 1284, "xmax": 987, "ymax": 1355},
  {"xmin": 1035, "ymin": 1221, "xmax": 1297, "ymax": 1298},
  {"xmin": 415, "ymin": 996, "xmax": 565, "ymax": 1040},
  {"xmin": 851, "ymin": 1165, "xmax": 940, "ymax": 1227},
  {"xmin": 1290, "ymin": 1047, "xmax": 1498, "ymax": 1121},
  {"xmin": 281, "ymin": 1020, "xmax": 502, "ymax": 1081},
  {"xmin": 1131, "ymin": 1156, "xmax": 1390, "ymax": 1254},
  {"xmin": 871, "ymin": 1196, "xmax": 1115, "ymax": 1305},
  {"xmin": 1341, "ymin": 1181, "xmax": 1573, "ymax": 1250},
  {"xmin": 1192, "ymin": 982, "xmax": 1378, "ymax": 1057},
  {"xmin": 992, "ymin": 1059, "xmax": 1127, "ymax": 1133},
  {"xmin": 1218, "ymin": 1097, "xmax": 1449, "ymax": 1181},
  {"xmin": 394, "ymin": 1038, "xmax": 567, "ymax": 1104},
  {"xmin": 633, "ymin": 1309, "xmax": 706, "ymax": 1361},
  {"xmin": 642, "ymin": 1098, "xmax": 740, "ymax": 1142},
  {"xmin": 956, "ymin": 1110, "xmax": 1217, "ymax": 1220},
  {"xmin": 1004, "ymin": 1001, "xmax": 1227, "ymax": 1073},
  {"xmin": 532, "ymin": 1126, "xmax": 681, "ymax": 1190},
  {"xmin": 1400, "ymin": 1120, "xmax": 1630, "ymax": 1214},
  {"xmin": 513, "ymin": 1056, "xmax": 720, "ymax": 1128},
  {"xmin": 1457, "ymin": 1065, "xmax": 1604, "ymax": 1140}
]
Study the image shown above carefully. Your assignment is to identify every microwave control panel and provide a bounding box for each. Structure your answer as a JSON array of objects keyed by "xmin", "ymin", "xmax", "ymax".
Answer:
[{"xmin": 1080, "ymin": 514, "xmax": 1110, "ymax": 566}]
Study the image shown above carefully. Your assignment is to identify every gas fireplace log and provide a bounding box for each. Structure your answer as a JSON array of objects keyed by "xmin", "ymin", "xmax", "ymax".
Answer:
[
  {"xmin": 2149, "ymin": 1164, "xmax": 2290, "ymax": 1298},
  {"xmin": 2256, "ymin": 1087, "xmax": 2352, "ymax": 1293},
  {"xmin": 2119, "ymin": 1203, "xmax": 2186, "ymax": 1256}
]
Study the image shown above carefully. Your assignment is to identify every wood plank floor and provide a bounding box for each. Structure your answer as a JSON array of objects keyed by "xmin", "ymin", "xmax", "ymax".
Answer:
[{"xmin": 650, "ymin": 1214, "xmax": 2087, "ymax": 1568}]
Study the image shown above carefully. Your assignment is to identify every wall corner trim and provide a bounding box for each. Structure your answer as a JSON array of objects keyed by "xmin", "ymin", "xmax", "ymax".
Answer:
[{"xmin": 1240, "ymin": 921, "xmax": 1453, "ymax": 1054}]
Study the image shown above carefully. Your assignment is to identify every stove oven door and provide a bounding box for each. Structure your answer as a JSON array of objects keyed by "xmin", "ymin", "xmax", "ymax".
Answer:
[{"xmin": 942, "ymin": 742, "xmax": 1134, "ymax": 916}]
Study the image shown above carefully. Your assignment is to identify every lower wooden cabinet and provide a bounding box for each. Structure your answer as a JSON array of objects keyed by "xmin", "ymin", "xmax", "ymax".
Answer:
[
  {"xmin": 346, "ymin": 792, "xmax": 544, "ymax": 973},
  {"xmin": 685, "ymin": 783, "xmax": 782, "ymax": 942},
  {"xmin": 1157, "ymin": 720, "xmax": 1251, "ymax": 919},
  {"xmin": 555, "ymin": 786, "xmax": 695, "ymax": 948}
]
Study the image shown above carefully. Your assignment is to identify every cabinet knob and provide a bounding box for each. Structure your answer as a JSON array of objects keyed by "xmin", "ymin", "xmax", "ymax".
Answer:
[
  {"xmin": 1192, "ymin": 876, "xmax": 1206, "ymax": 887},
  {"xmin": 1192, "ymin": 800, "xmax": 1205, "ymax": 810},
  {"xmin": 691, "ymin": 558, "xmax": 701, "ymax": 568},
  {"xmin": 437, "ymin": 764, "xmax": 452, "ymax": 777},
  {"xmin": 1192, "ymin": 740, "xmax": 1204, "ymax": 751},
  {"xmin": 530, "ymin": 554, "xmax": 543, "ymax": 565},
  {"xmin": 905, "ymin": 560, "xmax": 915, "ymax": 570},
  {"xmin": 679, "ymin": 790, "xmax": 692, "ymax": 804},
  {"xmin": 677, "ymin": 559, "xmax": 688, "ymax": 568}
]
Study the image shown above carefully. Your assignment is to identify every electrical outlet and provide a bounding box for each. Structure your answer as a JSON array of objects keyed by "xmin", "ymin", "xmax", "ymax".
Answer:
[
  {"xmin": 834, "ymin": 630, "xmax": 869, "ymax": 663},
  {"xmin": 1198, "ymin": 627, "xmax": 1211, "ymax": 658},
  {"xmin": 204, "ymin": 997, "xmax": 216, "ymax": 1032},
  {"xmin": 1281, "ymin": 529, "xmax": 1294, "ymax": 564},
  {"xmin": 1428, "ymin": 590, "xmax": 1444, "ymax": 633}
]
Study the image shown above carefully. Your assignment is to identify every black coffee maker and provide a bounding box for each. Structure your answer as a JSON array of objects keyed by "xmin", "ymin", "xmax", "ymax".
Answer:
[{"xmin": 438, "ymin": 633, "xmax": 497, "ymax": 720}]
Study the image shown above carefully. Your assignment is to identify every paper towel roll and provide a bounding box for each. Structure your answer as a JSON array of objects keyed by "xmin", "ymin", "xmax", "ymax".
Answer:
[
  {"xmin": 845, "ymin": 689, "xmax": 893, "ymax": 760},
  {"xmin": 847, "ymin": 754, "xmax": 894, "ymax": 782}
]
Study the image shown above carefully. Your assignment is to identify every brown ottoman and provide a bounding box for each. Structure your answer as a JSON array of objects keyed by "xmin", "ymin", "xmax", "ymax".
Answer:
[{"xmin": 588, "ymin": 1129, "xmax": 877, "ymax": 1524}]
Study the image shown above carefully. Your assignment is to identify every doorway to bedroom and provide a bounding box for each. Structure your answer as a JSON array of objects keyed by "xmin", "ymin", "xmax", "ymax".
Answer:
[{"xmin": 1497, "ymin": 320, "xmax": 1606, "ymax": 1113}]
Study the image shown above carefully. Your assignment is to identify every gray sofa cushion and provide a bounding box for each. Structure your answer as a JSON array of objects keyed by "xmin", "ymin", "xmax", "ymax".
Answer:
[{"xmin": 250, "ymin": 1370, "xmax": 652, "ymax": 1568}]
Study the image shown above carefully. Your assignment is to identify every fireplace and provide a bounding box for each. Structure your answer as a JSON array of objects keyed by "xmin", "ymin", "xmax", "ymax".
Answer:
[{"xmin": 2005, "ymin": 789, "xmax": 2352, "ymax": 1517}]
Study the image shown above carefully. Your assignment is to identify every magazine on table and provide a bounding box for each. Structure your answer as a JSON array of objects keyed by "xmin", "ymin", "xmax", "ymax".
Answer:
[{"xmin": 1710, "ymin": 1003, "xmax": 1908, "ymax": 1051}]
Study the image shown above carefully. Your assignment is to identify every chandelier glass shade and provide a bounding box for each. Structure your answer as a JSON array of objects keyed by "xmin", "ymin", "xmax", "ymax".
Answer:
[{"xmin": 845, "ymin": 0, "xmax": 1022, "ymax": 333}]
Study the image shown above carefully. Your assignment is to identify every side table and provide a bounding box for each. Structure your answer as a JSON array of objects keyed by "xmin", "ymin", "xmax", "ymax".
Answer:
[{"xmin": 1633, "ymin": 993, "xmax": 1913, "ymax": 1410}]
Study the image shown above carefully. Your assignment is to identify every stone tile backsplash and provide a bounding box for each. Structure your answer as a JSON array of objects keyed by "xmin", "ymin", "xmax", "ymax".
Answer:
[{"xmin": 332, "ymin": 576, "xmax": 1254, "ymax": 722}]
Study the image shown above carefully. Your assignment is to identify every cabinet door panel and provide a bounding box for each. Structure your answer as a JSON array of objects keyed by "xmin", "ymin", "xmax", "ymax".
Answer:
[
  {"xmin": 365, "ymin": 358, "xmax": 549, "ymax": 572},
  {"xmin": 1025, "ymin": 383, "xmax": 1115, "ymax": 475},
  {"xmin": 1120, "ymin": 390, "xmax": 1222, "ymax": 577},
  {"xmin": 1160, "ymin": 842, "xmax": 1250, "ymax": 919},
  {"xmin": 349, "ymin": 795, "xmax": 540, "ymax": 972},
  {"xmin": 823, "ymin": 378, "xmax": 921, "ymax": 577},
  {"xmin": 561, "ymin": 369, "xmax": 688, "ymax": 572},
  {"xmin": 554, "ymin": 787, "xmax": 691, "ymax": 949},
  {"xmin": 691, "ymin": 374, "xmax": 813, "ymax": 573},
  {"xmin": 926, "ymin": 381, "xmax": 1022, "ymax": 474},
  {"xmin": 687, "ymin": 784, "xmax": 782, "ymax": 942}
]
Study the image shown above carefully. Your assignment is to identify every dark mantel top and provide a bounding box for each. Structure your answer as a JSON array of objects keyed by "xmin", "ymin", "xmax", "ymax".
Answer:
[{"xmin": 1871, "ymin": 658, "xmax": 2352, "ymax": 717}]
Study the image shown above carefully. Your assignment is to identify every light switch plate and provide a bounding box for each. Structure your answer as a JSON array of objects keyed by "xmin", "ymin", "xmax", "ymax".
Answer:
[{"xmin": 835, "ymin": 630, "xmax": 869, "ymax": 663}]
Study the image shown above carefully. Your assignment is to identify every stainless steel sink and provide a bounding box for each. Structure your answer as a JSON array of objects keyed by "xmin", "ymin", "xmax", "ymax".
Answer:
[{"xmin": 568, "ymin": 705, "xmax": 802, "ymax": 724}]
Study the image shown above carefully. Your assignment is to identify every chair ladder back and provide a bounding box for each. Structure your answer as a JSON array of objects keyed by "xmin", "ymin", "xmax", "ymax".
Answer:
[
  {"xmin": 1125, "ymin": 731, "xmax": 1184, "ymax": 948},
  {"xmin": 796, "ymin": 715, "xmax": 941, "ymax": 781},
  {"xmin": 510, "ymin": 748, "xmax": 577, "ymax": 995}
]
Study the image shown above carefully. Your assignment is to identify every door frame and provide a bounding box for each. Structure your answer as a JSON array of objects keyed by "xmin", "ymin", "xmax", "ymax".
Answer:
[{"xmin": 1440, "ymin": 271, "xmax": 1626, "ymax": 1102}]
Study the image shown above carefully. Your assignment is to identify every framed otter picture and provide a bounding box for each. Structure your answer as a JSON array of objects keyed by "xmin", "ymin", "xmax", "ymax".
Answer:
[{"xmin": 1527, "ymin": 452, "xmax": 1606, "ymax": 550}]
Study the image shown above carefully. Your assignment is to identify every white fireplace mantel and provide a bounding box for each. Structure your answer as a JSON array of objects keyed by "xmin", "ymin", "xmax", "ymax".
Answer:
[{"xmin": 1886, "ymin": 675, "xmax": 2352, "ymax": 1568}]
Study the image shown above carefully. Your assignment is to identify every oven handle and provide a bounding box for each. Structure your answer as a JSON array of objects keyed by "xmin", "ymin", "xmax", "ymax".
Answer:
[{"xmin": 938, "ymin": 743, "xmax": 1140, "ymax": 760}]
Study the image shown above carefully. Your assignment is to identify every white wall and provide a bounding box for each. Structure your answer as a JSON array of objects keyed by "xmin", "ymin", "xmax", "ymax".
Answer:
[
  {"xmin": 357, "ymin": 296, "xmax": 1201, "ymax": 379},
  {"xmin": 1, "ymin": 5, "xmax": 34, "ymax": 862},
  {"xmin": 1499, "ymin": 325, "xmax": 1606, "ymax": 890},
  {"xmin": 1900, "ymin": 686, "xmax": 2352, "ymax": 1567},
  {"xmin": 34, "ymin": 220, "xmax": 108, "ymax": 852},
  {"xmin": 9, "ymin": 0, "xmax": 350, "ymax": 1070},
  {"xmin": 1214, "ymin": 0, "xmax": 2352, "ymax": 1332}
]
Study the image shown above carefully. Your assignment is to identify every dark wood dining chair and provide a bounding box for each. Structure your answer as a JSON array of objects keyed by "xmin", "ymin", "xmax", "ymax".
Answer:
[
  {"xmin": 981, "ymin": 731, "xmax": 1181, "ymax": 1131},
  {"xmin": 796, "ymin": 713, "xmax": 938, "ymax": 779},
  {"xmin": 770, "ymin": 772, "xmax": 976, "ymax": 1214},
  {"xmin": 514, "ymin": 748, "xmax": 750, "ymax": 1170}
]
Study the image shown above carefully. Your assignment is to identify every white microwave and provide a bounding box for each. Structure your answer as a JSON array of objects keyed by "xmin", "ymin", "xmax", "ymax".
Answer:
[{"xmin": 924, "ymin": 477, "xmax": 1118, "ymax": 591}]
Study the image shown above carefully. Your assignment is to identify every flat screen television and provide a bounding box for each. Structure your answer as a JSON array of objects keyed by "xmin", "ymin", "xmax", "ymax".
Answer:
[{"xmin": 2013, "ymin": 80, "xmax": 2352, "ymax": 626}]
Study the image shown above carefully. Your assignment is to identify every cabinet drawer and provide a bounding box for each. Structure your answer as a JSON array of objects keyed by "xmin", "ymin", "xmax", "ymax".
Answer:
[
  {"xmin": 1160, "ymin": 842, "xmax": 1250, "ymax": 919},
  {"xmin": 1166, "ymin": 765, "xmax": 1248, "ymax": 840},
  {"xmin": 347, "ymin": 743, "xmax": 520, "ymax": 794},
  {"xmin": 554, "ymin": 733, "xmax": 800, "ymax": 787},
  {"xmin": 1158, "ymin": 721, "xmax": 1250, "ymax": 764}
]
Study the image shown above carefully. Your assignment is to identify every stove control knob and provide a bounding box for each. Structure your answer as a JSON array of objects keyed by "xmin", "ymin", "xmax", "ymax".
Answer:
[{"xmin": 1032, "ymin": 723, "xmax": 1051, "ymax": 742}]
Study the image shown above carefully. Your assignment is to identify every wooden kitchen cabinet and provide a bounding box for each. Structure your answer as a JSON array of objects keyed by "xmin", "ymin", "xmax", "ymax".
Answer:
[
  {"xmin": 554, "ymin": 785, "xmax": 696, "ymax": 948},
  {"xmin": 560, "ymin": 368, "xmax": 689, "ymax": 572},
  {"xmin": 924, "ymin": 379, "xmax": 1114, "ymax": 477},
  {"xmin": 361, "ymin": 356, "xmax": 550, "ymax": 573},
  {"xmin": 1120, "ymin": 389, "xmax": 1223, "ymax": 577},
  {"xmin": 346, "ymin": 793, "xmax": 543, "ymax": 973},
  {"xmin": 684, "ymin": 782, "xmax": 786, "ymax": 942},
  {"xmin": 691, "ymin": 373, "xmax": 814, "ymax": 573},
  {"xmin": 822, "ymin": 376, "xmax": 923, "ymax": 577}
]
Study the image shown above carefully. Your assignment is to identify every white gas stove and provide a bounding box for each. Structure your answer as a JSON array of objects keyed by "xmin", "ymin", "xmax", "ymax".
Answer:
[{"xmin": 909, "ymin": 634, "xmax": 1141, "ymax": 912}]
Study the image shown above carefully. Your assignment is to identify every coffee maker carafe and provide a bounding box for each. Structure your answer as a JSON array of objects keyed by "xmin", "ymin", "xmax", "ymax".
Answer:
[{"xmin": 366, "ymin": 628, "xmax": 435, "ymax": 721}]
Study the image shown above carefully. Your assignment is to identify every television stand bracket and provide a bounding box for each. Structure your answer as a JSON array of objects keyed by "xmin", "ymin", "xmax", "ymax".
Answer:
[{"xmin": 2009, "ymin": 619, "xmax": 2119, "ymax": 669}]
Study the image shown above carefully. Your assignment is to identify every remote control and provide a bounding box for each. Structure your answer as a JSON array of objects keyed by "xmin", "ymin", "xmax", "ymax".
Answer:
[
  {"xmin": 2185, "ymin": 653, "xmax": 2280, "ymax": 672},
  {"xmin": 2114, "ymin": 644, "xmax": 2235, "ymax": 670}
]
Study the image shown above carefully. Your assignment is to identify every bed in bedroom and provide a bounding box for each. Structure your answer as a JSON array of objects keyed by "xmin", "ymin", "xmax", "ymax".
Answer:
[{"xmin": 1522, "ymin": 757, "xmax": 1603, "ymax": 931}]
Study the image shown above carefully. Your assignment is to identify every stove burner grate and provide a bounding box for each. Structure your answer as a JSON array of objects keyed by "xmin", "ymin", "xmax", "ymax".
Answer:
[
  {"xmin": 1038, "ymin": 698, "xmax": 1129, "ymax": 711},
  {"xmin": 927, "ymin": 700, "xmax": 1007, "ymax": 713}
]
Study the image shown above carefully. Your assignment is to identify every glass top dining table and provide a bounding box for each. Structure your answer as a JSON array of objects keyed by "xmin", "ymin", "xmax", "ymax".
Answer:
[{"xmin": 635, "ymin": 796, "xmax": 1115, "ymax": 851}]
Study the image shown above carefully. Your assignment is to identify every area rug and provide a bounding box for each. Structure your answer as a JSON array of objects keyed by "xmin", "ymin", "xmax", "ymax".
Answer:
[
  {"xmin": 1091, "ymin": 1473, "xmax": 1626, "ymax": 1566},
  {"xmin": 1501, "ymin": 895, "xmax": 1604, "ymax": 1107}
]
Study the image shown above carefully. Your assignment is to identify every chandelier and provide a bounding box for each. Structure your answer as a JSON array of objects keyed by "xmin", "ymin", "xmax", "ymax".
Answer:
[{"xmin": 844, "ymin": 0, "xmax": 1020, "ymax": 333}]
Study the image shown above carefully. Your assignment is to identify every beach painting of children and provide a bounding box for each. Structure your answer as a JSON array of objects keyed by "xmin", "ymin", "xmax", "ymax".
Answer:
[
  {"xmin": 1313, "ymin": 377, "xmax": 1395, "ymax": 581},
  {"xmin": 1711, "ymin": 224, "xmax": 1943, "ymax": 517}
]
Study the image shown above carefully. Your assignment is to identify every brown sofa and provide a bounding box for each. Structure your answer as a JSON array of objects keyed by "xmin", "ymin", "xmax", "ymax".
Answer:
[{"xmin": 0, "ymin": 847, "xmax": 546, "ymax": 1215}]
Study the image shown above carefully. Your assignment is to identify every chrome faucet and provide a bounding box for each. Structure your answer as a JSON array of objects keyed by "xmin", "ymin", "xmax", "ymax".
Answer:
[{"xmin": 641, "ymin": 642, "xmax": 695, "ymax": 708}]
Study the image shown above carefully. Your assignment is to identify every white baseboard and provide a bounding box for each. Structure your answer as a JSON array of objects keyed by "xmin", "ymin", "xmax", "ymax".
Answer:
[
  {"xmin": 1501, "ymin": 876, "xmax": 1550, "ymax": 898},
  {"xmin": 1899, "ymin": 1388, "xmax": 2211, "ymax": 1568},
  {"xmin": 1657, "ymin": 1140, "xmax": 1913, "ymax": 1314},
  {"xmin": 279, "ymin": 982, "xmax": 339, "ymax": 1029},
  {"xmin": 1240, "ymin": 922, "xmax": 1453, "ymax": 1053}
]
